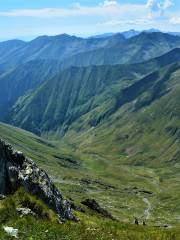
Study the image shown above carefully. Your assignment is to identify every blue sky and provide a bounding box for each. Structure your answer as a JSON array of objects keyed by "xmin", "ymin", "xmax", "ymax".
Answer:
[{"xmin": 0, "ymin": 0, "xmax": 180, "ymax": 40}]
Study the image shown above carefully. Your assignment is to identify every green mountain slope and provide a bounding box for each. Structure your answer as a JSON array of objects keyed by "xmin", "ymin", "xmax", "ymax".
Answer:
[
  {"xmin": 0, "ymin": 33, "xmax": 179, "ymax": 123},
  {"xmin": 0, "ymin": 63, "xmax": 180, "ymax": 226},
  {"xmin": 9, "ymin": 64, "xmax": 143, "ymax": 135},
  {"xmin": 9, "ymin": 48, "xmax": 180, "ymax": 137},
  {"xmin": 0, "ymin": 59, "xmax": 62, "ymax": 120},
  {"xmin": 66, "ymin": 63, "xmax": 180, "ymax": 223},
  {"xmin": 67, "ymin": 63, "xmax": 180, "ymax": 166}
]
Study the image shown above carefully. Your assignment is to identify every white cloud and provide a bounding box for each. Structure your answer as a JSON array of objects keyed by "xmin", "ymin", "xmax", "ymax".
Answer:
[
  {"xmin": 0, "ymin": 7, "xmax": 106, "ymax": 18},
  {"xmin": 162, "ymin": 0, "xmax": 173, "ymax": 9},
  {"xmin": 99, "ymin": 18, "xmax": 152, "ymax": 26},
  {"xmin": 146, "ymin": 0, "xmax": 173, "ymax": 12},
  {"xmin": 0, "ymin": 0, "xmax": 178, "ymax": 32},
  {"xmin": 103, "ymin": 0, "xmax": 118, "ymax": 6},
  {"xmin": 0, "ymin": 0, "xmax": 179, "ymax": 38},
  {"xmin": 170, "ymin": 17, "xmax": 180, "ymax": 24},
  {"xmin": 147, "ymin": 0, "xmax": 157, "ymax": 10},
  {"xmin": 0, "ymin": 3, "xmax": 147, "ymax": 19}
]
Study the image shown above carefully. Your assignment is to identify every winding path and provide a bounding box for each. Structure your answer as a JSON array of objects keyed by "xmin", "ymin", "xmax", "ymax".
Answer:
[{"xmin": 143, "ymin": 198, "xmax": 152, "ymax": 220}]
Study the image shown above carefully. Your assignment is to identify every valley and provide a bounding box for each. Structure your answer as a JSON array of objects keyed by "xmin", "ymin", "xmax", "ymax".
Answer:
[{"xmin": 0, "ymin": 31, "xmax": 179, "ymax": 239}]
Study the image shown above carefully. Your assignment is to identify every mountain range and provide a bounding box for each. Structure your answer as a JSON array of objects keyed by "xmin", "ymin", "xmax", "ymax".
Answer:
[
  {"xmin": 8, "ymin": 48, "xmax": 180, "ymax": 138},
  {"xmin": 0, "ymin": 30, "xmax": 180, "ymax": 234},
  {"xmin": 1, "ymin": 32, "xmax": 180, "ymax": 70},
  {"xmin": 92, "ymin": 29, "xmax": 180, "ymax": 39},
  {"xmin": 0, "ymin": 32, "xmax": 180, "ymax": 123}
]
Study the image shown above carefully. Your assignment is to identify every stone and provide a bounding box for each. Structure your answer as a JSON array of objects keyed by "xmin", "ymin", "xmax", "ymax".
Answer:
[
  {"xmin": 3, "ymin": 226, "xmax": 18, "ymax": 239},
  {"xmin": 0, "ymin": 194, "xmax": 6, "ymax": 200},
  {"xmin": 70, "ymin": 201, "xmax": 85, "ymax": 213},
  {"xmin": 16, "ymin": 207, "xmax": 36, "ymax": 217},
  {"xmin": 81, "ymin": 198, "xmax": 114, "ymax": 220},
  {"xmin": 0, "ymin": 139, "xmax": 75, "ymax": 221}
]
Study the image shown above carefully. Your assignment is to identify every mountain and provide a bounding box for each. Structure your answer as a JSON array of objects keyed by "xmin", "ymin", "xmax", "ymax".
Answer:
[
  {"xmin": 0, "ymin": 39, "xmax": 26, "ymax": 58},
  {"xmin": 168, "ymin": 32, "xmax": 180, "ymax": 37},
  {"xmin": 0, "ymin": 32, "xmax": 179, "ymax": 123},
  {"xmin": 121, "ymin": 29, "xmax": 180, "ymax": 39},
  {"xmin": 0, "ymin": 33, "xmax": 179, "ymax": 123},
  {"xmin": 0, "ymin": 33, "xmax": 125, "ymax": 68},
  {"xmin": 59, "ymin": 32, "xmax": 180, "ymax": 68},
  {"xmin": 71, "ymin": 62, "xmax": 180, "ymax": 162},
  {"xmin": 9, "ymin": 63, "xmax": 141, "ymax": 135},
  {"xmin": 121, "ymin": 29, "xmax": 140, "ymax": 38},
  {"xmin": 5, "ymin": 63, "xmax": 149, "ymax": 134},
  {"xmin": 0, "ymin": 32, "xmax": 180, "ymax": 71},
  {"xmin": 0, "ymin": 39, "xmax": 26, "ymax": 69},
  {"xmin": 0, "ymin": 59, "xmax": 62, "ymax": 120},
  {"xmin": 91, "ymin": 29, "xmax": 161, "ymax": 39},
  {"xmin": 9, "ymin": 48, "xmax": 180, "ymax": 137},
  {"xmin": 90, "ymin": 33, "xmax": 114, "ymax": 39}
]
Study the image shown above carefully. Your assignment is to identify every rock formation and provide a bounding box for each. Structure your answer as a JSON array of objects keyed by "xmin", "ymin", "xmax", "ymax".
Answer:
[
  {"xmin": 81, "ymin": 198, "xmax": 115, "ymax": 220},
  {"xmin": 0, "ymin": 139, "xmax": 75, "ymax": 221}
]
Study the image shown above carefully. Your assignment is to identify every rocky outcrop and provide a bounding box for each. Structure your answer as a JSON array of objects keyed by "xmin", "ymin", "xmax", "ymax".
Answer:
[
  {"xmin": 81, "ymin": 199, "xmax": 115, "ymax": 220},
  {"xmin": 0, "ymin": 139, "xmax": 75, "ymax": 221}
]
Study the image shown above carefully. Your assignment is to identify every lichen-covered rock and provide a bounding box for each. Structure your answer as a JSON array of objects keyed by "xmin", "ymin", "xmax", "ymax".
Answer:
[{"xmin": 0, "ymin": 139, "xmax": 75, "ymax": 221}]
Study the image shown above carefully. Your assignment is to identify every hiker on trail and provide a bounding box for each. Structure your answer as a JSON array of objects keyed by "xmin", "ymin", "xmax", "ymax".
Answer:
[{"xmin": 134, "ymin": 217, "xmax": 139, "ymax": 225}]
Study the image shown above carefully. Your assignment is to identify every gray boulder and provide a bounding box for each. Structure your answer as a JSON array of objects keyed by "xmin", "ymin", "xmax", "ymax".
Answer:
[
  {"xmin": 0, "ymin": 139, "xmax": 75, "ymax": 221},
  {"xmin": 16, "ymin": 207, "xmax": 36, "ymax": 217}
]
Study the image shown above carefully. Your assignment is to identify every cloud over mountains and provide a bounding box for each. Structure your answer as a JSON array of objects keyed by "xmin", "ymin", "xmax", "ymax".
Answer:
[{"xmin": 0, "ymin": 0, "xmax": 179, "ymax": 39}]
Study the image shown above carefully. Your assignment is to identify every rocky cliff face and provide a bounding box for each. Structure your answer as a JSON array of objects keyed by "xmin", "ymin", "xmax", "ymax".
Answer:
[{"xmin": 0, "ymin": 139, "xmax": 75, "ymax": 221}]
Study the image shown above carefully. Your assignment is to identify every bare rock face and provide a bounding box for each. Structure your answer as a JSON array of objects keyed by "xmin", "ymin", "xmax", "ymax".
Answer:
[{"xmin": 0, "ymin": 139, "xmax": 75, "ymax": 221}]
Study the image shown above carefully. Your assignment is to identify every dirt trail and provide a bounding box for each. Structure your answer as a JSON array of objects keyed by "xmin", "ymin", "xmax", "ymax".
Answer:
[{"xmin": 143, "ymin": 197, "xmax": 152, "ymax": 220}]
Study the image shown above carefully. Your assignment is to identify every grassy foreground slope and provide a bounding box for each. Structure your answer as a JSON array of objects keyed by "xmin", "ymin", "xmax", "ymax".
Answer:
[
  {"xmin": 0, "ymin": 125, "xmax": 180, "ymax": 240},
  {"xmin": 0, "ymin": 190, "xmax": 179, "ymax": 240}
]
